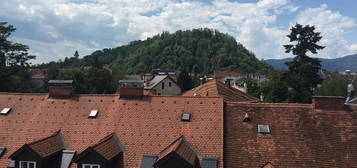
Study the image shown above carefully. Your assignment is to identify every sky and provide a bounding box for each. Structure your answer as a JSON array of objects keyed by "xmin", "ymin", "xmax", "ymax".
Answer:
[{"xmin": 1, "ymin": 0, "xmax": 357, "ymax": 64}]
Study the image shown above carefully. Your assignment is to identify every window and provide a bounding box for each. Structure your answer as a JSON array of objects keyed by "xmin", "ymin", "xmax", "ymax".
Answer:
[
  {"xmin": 169, "ymin": 82, "xmax": 172, "ymax": 87},
  {"xmin": 1, "ymin": 107, "xmax": 11, "ymax": 115},
  {"xmin": 181, "ymin": 113, "xmax": 191, "ymax": 122},
  {"xmin": 88, "ymin": 110, "xmax": 99, "ymax": 118},
  {"xmin": 258, "ymin": 125, "xmax": 271, "ymax": 135},
  {"xmin": 161, "ymin": 82, "xmax": 165, "ymax": 89},
  {"xmin": 82, "ymin": 164, "xmax": 100, "ymax": 168},
  {"xmin": 19, "ymin": 161, "xmax": 36, "ymax": 168}
]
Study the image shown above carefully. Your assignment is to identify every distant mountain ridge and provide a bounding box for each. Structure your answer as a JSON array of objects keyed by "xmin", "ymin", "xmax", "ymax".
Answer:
[{"xmin": 266, "ymin": 54, "xmax": 357, "ymax": 72}]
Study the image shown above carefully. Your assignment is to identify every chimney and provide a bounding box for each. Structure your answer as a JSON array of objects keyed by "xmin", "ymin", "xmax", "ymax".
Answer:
[
  {"xmin": 48, "ymin": 80, "xmax": 74, "ymax": 98},
  {"xmin": 143, "ymin": 73, "xmax": 153, "ymax": 87},
  {"xmin": 118, "ymin": 79, "xmax": 144, "ymax": 99}
]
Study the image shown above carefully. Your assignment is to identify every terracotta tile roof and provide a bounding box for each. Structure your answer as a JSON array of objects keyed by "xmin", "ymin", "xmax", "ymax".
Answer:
[
  {"xmin": 27, "ymin": 131, "xmax": 65, "ymax": 157},
  {"xmin": 225, "ymin": 100, "xmax": 357, "ymax": 167},
  {"xmin": 0, "ymin": 93, "xmax": 224, "ymax": 168},
  {"xmin": 183, "ymin": 80, "xmax": 258, "ymax": 102},
  {"xmin": 91, "ymin": 133, "xmax": 123, "ymax": 160},
  {"xmin": 157, "ymin": 136, "xmax": 200, "ymax": 166}
]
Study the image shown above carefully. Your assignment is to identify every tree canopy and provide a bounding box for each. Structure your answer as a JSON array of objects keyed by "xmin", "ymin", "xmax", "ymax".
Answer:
[
  {"xmin": 37, "ymin": 28, "xmax": 272, "ymax": 75},
  {"xmin": 0, "ymin": 22, "xmax": 37, "ymax": 92}
]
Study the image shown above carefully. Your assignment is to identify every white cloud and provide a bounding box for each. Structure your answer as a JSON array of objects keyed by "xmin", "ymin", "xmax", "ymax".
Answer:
[
  {"xmin": 1, "ymin": 0, "xmax": 356, "ymax": 64},
  {"xmin": 294, "ymin": 4, "xmax": 357, "ymax": 58}
]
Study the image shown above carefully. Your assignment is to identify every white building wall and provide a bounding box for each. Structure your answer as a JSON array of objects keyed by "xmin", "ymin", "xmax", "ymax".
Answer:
[{"xmin": 152, "ymin": 77, "xmax": 181, "ymax": 95}]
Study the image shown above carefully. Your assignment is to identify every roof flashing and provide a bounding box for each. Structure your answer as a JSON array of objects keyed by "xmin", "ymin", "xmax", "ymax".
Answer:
[{"xmin": 1, "ymin": 107, "xmax": 11, "ymax": 115}]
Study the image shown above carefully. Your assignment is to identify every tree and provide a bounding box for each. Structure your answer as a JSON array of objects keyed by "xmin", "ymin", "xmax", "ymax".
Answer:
[
  {"xmin": 0, "ymin": 22, "xmax": 36, "ymax": 92},
  {"xmin": 0, "ymin": 22, "xmax": 35, "ymax": 68},
  {"xmin": 177, "ymin": 68, "xmax": 194, "ymax": 92},
  {"xmin": 283, "ymin": 23, "xmax": 325, "ymax": 103}
]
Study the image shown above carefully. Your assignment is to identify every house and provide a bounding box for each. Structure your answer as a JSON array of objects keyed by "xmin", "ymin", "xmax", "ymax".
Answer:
[
  {"xmin": 213, "ymin": 70, "xmax": 267, "ymax": 93},
  {"xmin": 144, "ymin": 75, "xmax": 181, "ymax": 96},
  {"xmin": 0, "ymin": 78, "xmax": 357, "ymax": 168},
  {"xmin": 119, "ymin": 74, "xmax": 182, "ymax": 96}
]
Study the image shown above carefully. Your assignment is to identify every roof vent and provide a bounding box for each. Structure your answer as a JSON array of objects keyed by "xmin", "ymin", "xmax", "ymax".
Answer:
[
  {"xmin": 0, "ymin": 107, "xmax": 11, "ymax": 115},
  {"xmin": 0, "ymin": 147, "xmax": 6, "ymax": 157},
  {"xmin": 181, "ymin": 113, "xmax": 191, "ymax": 122},
  {"xmin": 88, "ymin": 110, "xmax": 99, "ymax": 118},
  {"xmin": 243, "ymin": 113, "xmax": 251, "ymax": 122},
  {"xmin": 258, "ymin": 125, "xmax": 271, "ymax": 135}
]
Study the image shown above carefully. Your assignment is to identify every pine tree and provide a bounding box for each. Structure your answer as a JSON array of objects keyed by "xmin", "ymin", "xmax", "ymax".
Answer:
[{"xmin": 283, "ymin": 23, "xmax": 325, "ymax": 103}]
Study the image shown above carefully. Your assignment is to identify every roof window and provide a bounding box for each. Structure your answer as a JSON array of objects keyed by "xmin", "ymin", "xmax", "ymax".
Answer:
[
  {"xmin": 1, "ymin": 107, "xmax": 11, "ymax": 115},
  {"xmin": 258, "ymin": 125, "xmax": 271, "ymax": 135},
  {"xmin": 88, "ymin": 110, "xmax": 99, "ymax": 118},
  {"xmin": 181, "ymin": 113, "xmax": 191, "ymax": 122}
]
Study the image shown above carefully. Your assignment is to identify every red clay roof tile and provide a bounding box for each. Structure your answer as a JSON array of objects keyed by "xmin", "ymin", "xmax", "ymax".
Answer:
[
  {"xmin": 0, "ymin": 93, "xmax": 224, "ymax": 168},
  {"xmin": 183, "ymin": 80, "xmax": 258, "ymax": 102}
]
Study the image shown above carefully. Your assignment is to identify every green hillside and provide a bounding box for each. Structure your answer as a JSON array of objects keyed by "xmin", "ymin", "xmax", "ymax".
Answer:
[{"xmin": 38, "ymin": 28, "xmax": 272, "ymax": 74}]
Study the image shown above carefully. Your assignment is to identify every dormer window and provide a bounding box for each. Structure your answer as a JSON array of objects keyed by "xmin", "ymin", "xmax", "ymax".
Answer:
[
  {"xmin": 82, "ymin": 164, "xmax": 100, "ymax": 168},
  {"xmin": 19, "ymin": 161, "xmax": 36, "ymax": 168}
]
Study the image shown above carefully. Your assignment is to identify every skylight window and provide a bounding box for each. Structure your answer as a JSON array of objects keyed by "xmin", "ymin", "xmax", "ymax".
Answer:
[
  {"xmin": 1, "ymin": 108, "xmax": 11, "ymax": 115},
  {"xmin": 88, "ymin": 110, "xmax": 99, "ymax": 118},
  {"xmin": 181, "ymin": 113, "xmax": 191, "ymax": 122},
  {"xmin": 258, "ymin": 125, "xmax": 271, "ymax": 135}
]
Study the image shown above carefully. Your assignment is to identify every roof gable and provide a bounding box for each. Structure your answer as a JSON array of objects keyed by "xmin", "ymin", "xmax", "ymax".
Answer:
[
  {"xmin": 156, "ymin": 136, "xmax": 200, "ymax": 167},
  {"xmin": 183, "ymin": 80, "xmax": 258, "ymax": 102},
  {"xmin": 9, "ymin": 131, "xmax": 65, "ymax": 159},
  {"xmin": 145, "ymin": 75, "xmax": 178, "ymax": 90}
]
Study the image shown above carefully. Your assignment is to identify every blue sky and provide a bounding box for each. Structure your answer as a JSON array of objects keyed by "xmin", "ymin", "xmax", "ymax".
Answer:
[{"xmin": 1, "ymin": 0, "xmax": 357, "ymax": 64}]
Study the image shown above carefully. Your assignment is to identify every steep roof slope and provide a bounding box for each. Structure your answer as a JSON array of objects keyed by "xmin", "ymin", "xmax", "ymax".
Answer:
[
  {"xmin": 183, "ymin": 80, "xmax": 258, "ymax": 102},
  {"xmin": 0, "ymin": 93, "xmax": 224, "ymax": 168},
  {"xmin": 225, "ymin": 100, "xmax": 357, "ymax": 167}
]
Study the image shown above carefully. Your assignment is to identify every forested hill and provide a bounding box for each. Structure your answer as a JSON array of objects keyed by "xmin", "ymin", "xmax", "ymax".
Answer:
[
  {"xmin": 266, "ymin": 54, "xmax": 357, "ymax": 72},
  {"xmin": 38, "ymin": 29, "xmax": 272, "ymax": 74}
]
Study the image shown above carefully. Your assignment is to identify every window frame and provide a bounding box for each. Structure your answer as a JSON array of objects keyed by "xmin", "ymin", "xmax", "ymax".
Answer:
[
  {"xmin": 82, "ymin": 164, "xmax": 101, "ymax": 168},
  {"xmin": 169, "ymin": 82, "xmax": 172, "ymax": 87},
  {"xmin": 161, "ymin": 82, "xmax": 165, "ymax": 89},
  {"xmin": 19, "ymin": 161, "xmax": 36, "ymax": 168}
]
